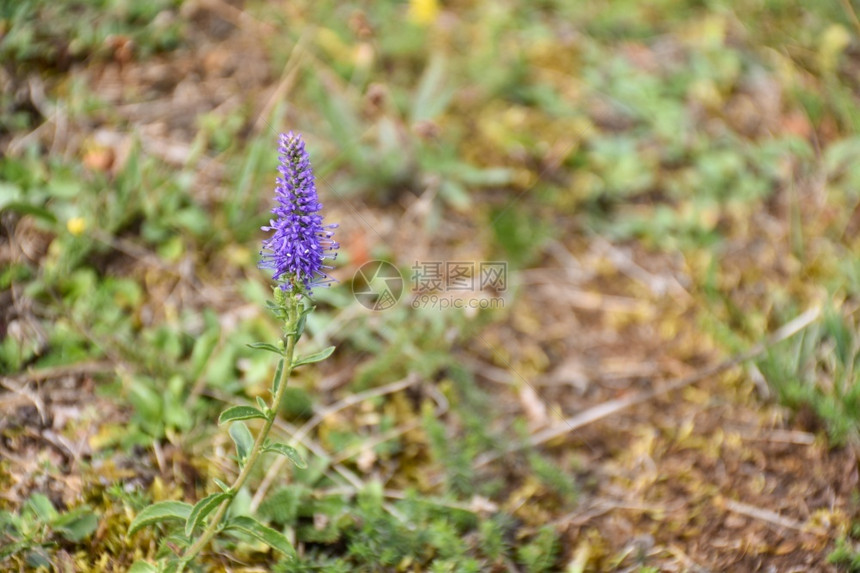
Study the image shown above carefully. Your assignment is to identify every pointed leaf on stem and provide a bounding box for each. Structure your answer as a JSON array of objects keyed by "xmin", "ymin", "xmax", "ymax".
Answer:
[
  {"xmin": 247, "ymin": 342, "xmax": 283, "ymax": 355},
  {"xmin": 292, "ymin": 346, "xmax": 335, "ymax": 368},
  {"xmin": 271, "ymin": 358, "xmax": 285, "ymax": 396},
  {"xmin": 128, "ymin": 501, "xmax": 192, "ymax": 536},
  {"xmin": 224, "ymin": 515, "xmax": 296, "ymax": 559},
  {"xmin": 229, "ymin": 422, "xmax": 254, "ymax": 464},
  {"xmin": 262, "ymin": 442, "xmax": 307, "ymax": 468},
  {"xmin": 218, "ymin": 406, "xmax": 267, "ymax": 425},
  {"xmin": 295, "ymin": 305, "xmax": 313, "ymax": 337},
  {"xmin": 185, "ymin": 492, "xmax": 232, "ymax": 536}
]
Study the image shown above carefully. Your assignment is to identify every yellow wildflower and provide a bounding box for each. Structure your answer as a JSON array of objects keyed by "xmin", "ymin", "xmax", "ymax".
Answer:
[
  {"xmin": 408, "ymin": 0, "xmax": 439, "ymax": 25},
  {"xmin": 67, "ymin": 217, "xmax": 86, "ymax": 236}
]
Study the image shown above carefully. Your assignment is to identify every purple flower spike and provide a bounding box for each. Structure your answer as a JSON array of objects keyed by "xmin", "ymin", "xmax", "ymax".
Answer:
[{"xmin": 260, "ymin": 132, "xmax": 338, "ymax": 294}]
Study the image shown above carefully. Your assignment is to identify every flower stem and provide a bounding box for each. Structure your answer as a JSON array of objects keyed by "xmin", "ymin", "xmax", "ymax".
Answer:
[{"xmin": 178, "ymin": 303, "xmax": 298, "ymax": 570}]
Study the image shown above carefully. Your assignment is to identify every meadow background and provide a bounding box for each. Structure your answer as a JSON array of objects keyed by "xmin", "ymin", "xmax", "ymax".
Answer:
[{"xmin": 3, "ymin": 0, "xmax": 860, "ymax": 570}]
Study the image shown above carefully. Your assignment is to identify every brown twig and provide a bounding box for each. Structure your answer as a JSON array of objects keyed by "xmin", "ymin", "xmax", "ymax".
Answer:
[
  {"xmin": 1, "ymin": 360, "xmax": 114, "ymax": 387},
  {"xmin": 472, "ymin": 306, "xmax": 822, "ymax": 469},
  {"xmin": 722, "ymin": 498, "xmax": 828, "ymax": 536}
]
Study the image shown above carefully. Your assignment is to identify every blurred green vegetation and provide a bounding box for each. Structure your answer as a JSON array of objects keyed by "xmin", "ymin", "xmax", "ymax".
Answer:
[{"xmin": 3, "ymin": 0, "xmax": 860, "ymax": 569}]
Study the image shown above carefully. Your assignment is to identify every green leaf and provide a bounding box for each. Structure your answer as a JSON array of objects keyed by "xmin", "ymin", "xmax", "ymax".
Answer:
[
  {"xmin": 129, "ymin": 378, "xmax": 163, "ymax": 432},
  {"xmin": 53, "ymin": 507, "xmax": 98, "ymax": 542},
  {"xmin": 47, "ymin": 174, "xmax": 82, "ymax": 198},
  {"xmin": 265, "ymin": 299, "xmax": 287, "ymax": 319},
  {"xmin": 214, "ymin": 478, "xmax": 230, "ymax": 492},
  {"xmin": 0, "ymin": 540, "xmax": 28, "ymax": 560},
  {"xmin": 296, "ymin": 305, "xmax": 314, "ymax": 337},
  {"xmin": 189, "ymin": 323, "xmax": 219, "ymax": 380},
  {"xmin": 247, "ymin": 342, "xmax": 283, "ymax": 355},
  {"xmin": 25, "ymin": 549, "xmax": 52, "ymax": 569},
  {"xmin": 185, "ymin": 492, "xmax": 231, "ymax": 537},
  {"xmin": 292, "ymin": 346, "xmax": 335, "ymax": 368},
  {"xmin": 163, "ymin": 530, "xmax": 191, "ymax": 549},
  {"xmin": 411, "ymin": 53, "xmax": 451, "ymax": 123},
  {"xmin": 0, "ymin": 182, "xmax": 22, "ymax": 208},
  {"xmin": 262, "ymin": 442, "xmax": 307, "ymax": 469},
  {"xmin": 218, "ymin": 405, "xmax": 267, "ymax": 425},
  {"xmin": 271, "ymin": 358, "xmax": 285, "ymax": 396},
  {"xmin": 256, "ymin": 396, "xmax": 268, "ymax": 412},
  {"xmin": 1, "ymin": 202, "xmax": 57, "ymax": 223},
  {"xmin": 128, "ymin": 501, "xmax": 192, "ymax": 536},
  {"xmin": 128, "ymin": 562, "xmax": 159, "ymax": 573},
  {"xmin": 224, "ymin": 515, "xmax": 296, "ymax": 559},
  {"xmin": 26, "ymin": 493, "xmax": 58, "ymax": 523},
  {"xmin": 229, "ymin": 421, "xmax": 254, "ymax": 463},
  {"xmin": 230, "ymin": 132, "xmax": 268, "ymax": 226}
]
